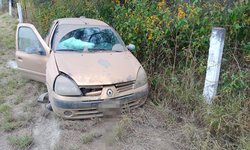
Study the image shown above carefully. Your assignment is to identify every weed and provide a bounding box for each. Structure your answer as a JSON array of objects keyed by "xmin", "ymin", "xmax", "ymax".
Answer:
[
  {"xmin": 0, "ymin": 51, "xmax": 5, "ymax": 55},
  {"xmin": 18, "ymin": 78, "xmax": 29, "ymax": 87},
  {"xmin": 1, "ymin": 122, "xmax": 20, "ymax": 132},
  {"xmin": 0, "ymin": 72, "xmax": 10, "ymax": 78},
  {"xmin": 23, "ymin": 100, "xmax": 38, "ymax": 112},
  {"xmin": 113, "ymin": 119, "xmax": 129, "ymax": 140},
  {"xmin": 15, "ymin": 113, "xmax": 33, "ymax": 128},
  {"xmin": 106, "ymin": 116, "xmax": 132, "ymax": 145},
  {"xmin": 7, "ymin": 135, "xmax": 33, "ymax": 149},
  {"xmin": 2, "ymin": 111, "xmax": 14, "ymax": 122},
  {"xmin": 0, "ymin": 103, "xmax": 21, "ymax": 132},
  {"xmin": 0, "ymin": 14, "xmax": 16, "ymax": 48},
  {"xmin": 14, "ymin": 95, "xmax": 24, "ymax": 105},
  {"xmin": 0, "ymin": 103, "xmax": 11, "ymax": 113},
  {"xmin": 54, "ymin": 144, "xmax": 80, "ymax": 150},
  {"xmin": 0, "ymin": 96, "xmax": 4, "ymax": 105},
  {"xmin": 7, "ymin": 80, "xmax": 18, "ymax": 90},
  {"xmin": 80, "ymin": 133, "xmax": 94, "ymax": 144}
]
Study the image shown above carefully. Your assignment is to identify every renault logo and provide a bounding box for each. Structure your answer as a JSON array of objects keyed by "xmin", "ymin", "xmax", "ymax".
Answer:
[{"xmin": 107, "ymin": 89, "xmax": 113, "ymax": 97}]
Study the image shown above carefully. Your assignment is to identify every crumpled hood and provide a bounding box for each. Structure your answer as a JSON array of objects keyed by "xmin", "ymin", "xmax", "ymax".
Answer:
[{"xmin": 54, "ymin": 51, "xmax": 141, "ymax": 85}]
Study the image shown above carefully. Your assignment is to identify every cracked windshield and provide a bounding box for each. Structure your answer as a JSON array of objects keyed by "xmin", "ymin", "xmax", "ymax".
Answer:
[{"xmin": 55, "ymin": 26, "xmax": 125, "ymax": 52}]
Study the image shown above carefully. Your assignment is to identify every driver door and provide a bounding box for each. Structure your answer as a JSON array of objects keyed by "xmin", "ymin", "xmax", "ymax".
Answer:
[{"xmin": 16, "ymin": 23, "xmax": 50, "ymax": 83}]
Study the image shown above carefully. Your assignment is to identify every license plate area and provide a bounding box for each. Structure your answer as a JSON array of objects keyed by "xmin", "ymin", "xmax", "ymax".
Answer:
[{"xmin": 98, "ymin": 100, "xmax": 121, "ymax": 116}]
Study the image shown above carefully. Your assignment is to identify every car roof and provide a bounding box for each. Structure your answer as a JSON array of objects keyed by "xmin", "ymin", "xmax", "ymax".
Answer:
[{"xmin": 55, "ymin": 18, "xmax": 109, "ymax": 26}]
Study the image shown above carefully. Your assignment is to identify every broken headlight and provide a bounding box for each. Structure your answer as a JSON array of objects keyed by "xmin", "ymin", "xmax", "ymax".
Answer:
[{"xmin": 54, "ymin": 75, "xmax": 81, "ymax": 96}]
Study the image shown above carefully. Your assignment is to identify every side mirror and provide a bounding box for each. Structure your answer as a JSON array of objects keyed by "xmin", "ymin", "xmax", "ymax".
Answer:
[{"xmin": 126, "ymin": 44, "xmax": 135, "ymax": 51}]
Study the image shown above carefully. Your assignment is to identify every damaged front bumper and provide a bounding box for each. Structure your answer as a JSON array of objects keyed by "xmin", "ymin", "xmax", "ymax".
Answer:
[{"xmin": 49, "ymin": 84, "xmax": 148, "ymax": 119}]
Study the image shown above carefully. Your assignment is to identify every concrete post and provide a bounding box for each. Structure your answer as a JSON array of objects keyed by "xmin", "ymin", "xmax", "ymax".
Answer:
[
  {"xmin": 9, "ymin": 0, "xmax": 12, "ymax": 16},
  {"xmin": 203, "ymin": 28, "xmax": 226, "ymax": 104},
  {"xmin": 17, "ymin": 3, "xmax": 23, "ymax": 23}
]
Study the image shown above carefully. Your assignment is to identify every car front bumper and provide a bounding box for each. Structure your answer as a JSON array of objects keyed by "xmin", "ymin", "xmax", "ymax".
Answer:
[{"xmin": 49, "ymin": 84, "xmax": 148, "ymax": 119}]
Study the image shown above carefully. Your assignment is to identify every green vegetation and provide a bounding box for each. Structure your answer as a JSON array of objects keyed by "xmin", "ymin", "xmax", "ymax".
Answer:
[
  {"xmin": 0, "ymin": 13, "xmax": 17, "ymax": 49},
  {"xmin": 1, "ymin": 122, "xmax": 21, "ymax": 132},
  {"xmin": 106, "ymin": 116, "xmax": 132, "ymax": 145},
  {"xmin": 80, "ymin": 133, "xmax": 94, "ymax": 144},
  {"xmin": 7, "ymin": 135, "xmax": 33, "ymax": 149},
  {"xmin": 0, "ymin": 103, "xmax": 11, "ymax": 112},
  {"xmin": 112, "ymin": 116, "xmax": 132, "ymax": 141},
  {"xmin": 0, "ymin": 103, "xmax": 21, "ymax": 131},
  {"xmin": 14, "ymin": 95, "xmax": 24, "ymax": 105},
  {"xmin": 15, "ymin": 0, "xmax": 250, "ymax": 149}
]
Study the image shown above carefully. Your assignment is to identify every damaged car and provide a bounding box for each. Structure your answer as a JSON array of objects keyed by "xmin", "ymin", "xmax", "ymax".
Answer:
[{"xmin": 16, "ymin": 18, "xmax": 148, "ymax": 119}]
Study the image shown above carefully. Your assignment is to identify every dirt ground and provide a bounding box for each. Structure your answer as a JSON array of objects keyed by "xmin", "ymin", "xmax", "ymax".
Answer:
[{"xmin": 0, "ymin": 13, "xmax": 189, "ymax": 150}]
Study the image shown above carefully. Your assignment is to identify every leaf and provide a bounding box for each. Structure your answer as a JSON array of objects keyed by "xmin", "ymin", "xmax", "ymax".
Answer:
[{"xmin": 234, "ymin": 23, "xmax": 241, "ymax": 30}]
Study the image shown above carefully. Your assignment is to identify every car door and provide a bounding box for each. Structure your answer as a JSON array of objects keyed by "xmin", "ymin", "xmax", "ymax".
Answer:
[{"xmin": 16, "ymin": 23, "xmax": 50, "ymax": 83}]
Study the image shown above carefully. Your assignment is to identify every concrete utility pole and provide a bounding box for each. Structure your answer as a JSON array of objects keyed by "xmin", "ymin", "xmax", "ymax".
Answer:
[
  {"xmin": 203, "ymin": 27, "xmax": 226, "ymax": 104},
  {"xmin": 9, "ymin": 0, "xmax": 12, "ymax": 16},
  {"xmin": 17, "ymin": 3, "xmax": 23, "ymax": 23}
]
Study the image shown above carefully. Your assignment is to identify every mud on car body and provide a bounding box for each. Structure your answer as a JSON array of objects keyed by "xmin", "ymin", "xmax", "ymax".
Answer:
[{"xmin": 16, "ymin": 18, "xmax": 148, "ymax": 119}]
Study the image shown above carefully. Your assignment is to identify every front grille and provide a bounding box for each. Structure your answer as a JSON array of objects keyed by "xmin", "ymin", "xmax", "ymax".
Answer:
[
  {"xmin": 115, "ymin": 81, "xmax": 135, "ymax": 93},
  {"xmin": 80, "ymin": 86, "xmax": 102, "ymax": 96},
  {"xmin": 67, "ymin": 97, "xmax": 146, "ymax": 119},
  {"xmin": 122, "ymin": 99, "xmax": 141, "ymax": 109},
  {"xmin": 70, "ymin": 108, "xmax": 103, "ymax": 119},
  {"xmin": 74, "ymin": 108, "xmax": 101, "ymax": 116}
]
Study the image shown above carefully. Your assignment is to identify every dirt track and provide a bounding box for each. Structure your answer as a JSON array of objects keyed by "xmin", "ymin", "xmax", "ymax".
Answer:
[{"xmin": 0, "ymin": 13, "xmax": 182, "ymax": 150}]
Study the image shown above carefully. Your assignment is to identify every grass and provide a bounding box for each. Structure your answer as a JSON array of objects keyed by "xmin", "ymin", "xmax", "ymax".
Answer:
[
  {"xmin": 0, "ymin": 96, "xmax": 4, "ymax": 105},
  {"xmin": 0, "ymin": 103, "xmax": 22, "ymax": 131},
  {"xmin": 54, "ymin": 144, "xmax": 80, "ymax": 150},
  {"xmin": 0, "ymin": 104, "xmax": 33, "ymax": 132},
  {"xmin": 1, "ymin": 122, "xmax": 21, "ymax": 132},
  {"xmin": 23, "ymin": 100, "xmax": 38, "ymax": 112},
  {"xmin": 0, "ymin": 103, "xmax": 11, "ymax": 112},
  {"xmin": 0, "ymin": 12, "xmax": 38, "ymax": 149},
  {"xmin": 113, "ymin": 117, "xmax": 131, "ymax": 141},
  {"xmin": 0, "ymin": 14, "xmax": 17, "ymax": 50},
  {"xmin": 0, "ymin": 103, "xmax": 13, "ymax": 122},
  {"xmin": 0, "ymin": 72, "xmax": 11, "ymax": 78},
  {"xmin": 148, "ymin": 67, "xmax": 250, "ymax": 149},
  {"xmin": 0, "ymin": 71, "xmax": 22, "ymax": 97},
  {"xmin": 80, "ymin": 133, "xmax": 94, "ymax": 144},
  {"xmin": 106, "ymin": 116, "xmax": 132, "ymax": 145},
  {"xmin": 14, "ymin": 95, "xmax": 24, "ymax": 105},
  {"xmin": 7, "ymin": 135, "xmax": 33, "ymax": 149}
]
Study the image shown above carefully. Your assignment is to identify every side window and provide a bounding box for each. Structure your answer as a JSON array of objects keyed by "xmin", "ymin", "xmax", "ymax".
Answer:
[{"xmin": 18, "ymin": 27, "xmax": 46, "ymax": 55}]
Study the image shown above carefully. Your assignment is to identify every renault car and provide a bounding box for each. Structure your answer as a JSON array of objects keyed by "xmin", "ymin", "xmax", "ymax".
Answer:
[{"xmin": 16, "ymin": 18, "xmax": 148, "ymax": 119}]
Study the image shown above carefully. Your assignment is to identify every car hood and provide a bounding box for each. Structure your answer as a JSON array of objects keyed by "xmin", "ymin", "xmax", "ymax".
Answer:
[{"xmin": 54, "ymin": 51, "xmax": 141, "ymax": 86}]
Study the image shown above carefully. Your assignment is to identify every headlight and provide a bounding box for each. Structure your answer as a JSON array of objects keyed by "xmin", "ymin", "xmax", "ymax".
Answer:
[
  {"xmin": 135, "ymin": 67, "xmax": 147, "ymax": 88},
  {"xmin": 54, "ymin": 75, "xmax": 81, "ymax": 96}
]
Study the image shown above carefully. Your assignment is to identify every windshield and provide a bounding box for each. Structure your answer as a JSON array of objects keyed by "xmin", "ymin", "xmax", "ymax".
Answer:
[{"xmin": 53, "ymin": 25, "xmax": 126, "ymax": 52}]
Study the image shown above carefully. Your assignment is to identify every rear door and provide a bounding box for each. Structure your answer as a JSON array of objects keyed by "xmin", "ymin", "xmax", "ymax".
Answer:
[{"xmin": 16, "ymin": 23, "xmax": 50, "ymax": 83}]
